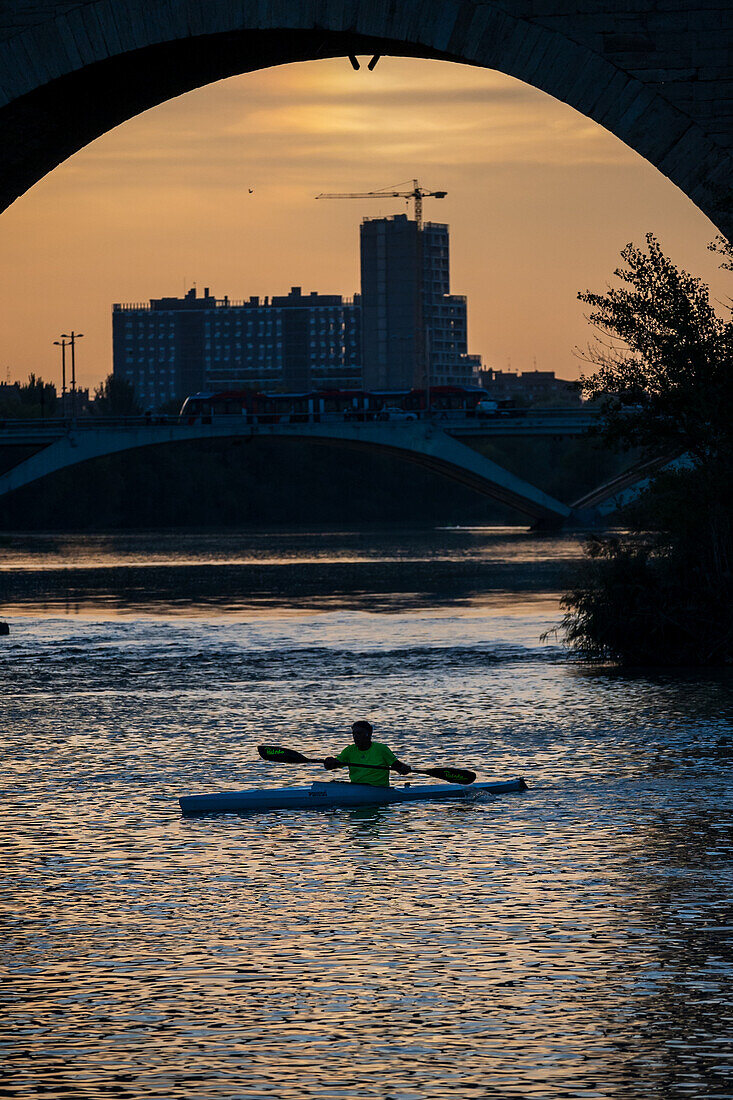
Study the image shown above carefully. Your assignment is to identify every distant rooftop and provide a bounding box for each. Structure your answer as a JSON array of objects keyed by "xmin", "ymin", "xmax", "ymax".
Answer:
[{"xmin": 113, "ymin": 286, "xmax": 359, "ymax": 312}]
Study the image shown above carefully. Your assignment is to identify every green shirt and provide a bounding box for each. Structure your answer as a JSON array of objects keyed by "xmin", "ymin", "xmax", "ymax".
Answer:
[{"xmin": 336, "ymin": 742, "xmax": 398, "ymax": 787}]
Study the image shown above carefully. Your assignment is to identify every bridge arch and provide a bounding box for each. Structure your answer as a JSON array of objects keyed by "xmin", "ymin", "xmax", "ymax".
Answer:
[
  {"xmin": 0, "ymin": 421, "xmax": 572, "ymax": 525},
  {"xmin": 0, "ymin": 2, "xmax": 730, "ymax": 236}
]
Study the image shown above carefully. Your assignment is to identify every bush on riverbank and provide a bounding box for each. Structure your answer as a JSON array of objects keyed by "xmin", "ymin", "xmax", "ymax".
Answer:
[
  {"xmin": 561, "ymin": 234, "xmax": 732, "ymax": 666},
  {"xmin": 561, "ymin": 465, "xmax": 733, "ymax": 665}
]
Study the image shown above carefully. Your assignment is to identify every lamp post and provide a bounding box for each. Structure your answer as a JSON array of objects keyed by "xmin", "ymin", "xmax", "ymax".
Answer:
[
  {"xmin": 60, "ymin": 331, "xmax": 83, "ymax": 418},
  {"xmin": 53, "ymin": 338, "xmax": 68, "ymax": 416},
  {"xmin": 424, "ymin": 325, "xmax": 431, "ymax": 416}
]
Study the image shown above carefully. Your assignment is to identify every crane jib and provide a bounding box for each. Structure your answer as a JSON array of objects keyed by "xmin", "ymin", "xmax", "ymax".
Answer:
[{"xmin": 315, "ymin": 179, "xmax": 447, "ymax": 230}]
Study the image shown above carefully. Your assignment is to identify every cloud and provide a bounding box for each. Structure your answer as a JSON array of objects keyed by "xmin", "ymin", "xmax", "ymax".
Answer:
[{"xmin": 64, "ymin": 56, "xmax": 634, "ymax": 203}]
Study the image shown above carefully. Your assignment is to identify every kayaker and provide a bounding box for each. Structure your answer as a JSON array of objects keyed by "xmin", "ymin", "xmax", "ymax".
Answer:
[{"xmin": 324, "ymin": 721, "xmax": 411, "ymax": 787}]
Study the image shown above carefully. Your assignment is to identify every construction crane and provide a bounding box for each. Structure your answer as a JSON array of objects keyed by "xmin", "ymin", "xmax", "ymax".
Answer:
[{"xmin": 315, "ymin": 179, "xmax": 446, "ymax": 230}]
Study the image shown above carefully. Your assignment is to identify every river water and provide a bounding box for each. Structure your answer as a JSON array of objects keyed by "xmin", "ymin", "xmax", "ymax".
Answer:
[{"xmin": 1, "ymin": 528, "xmax": 731, "ymax": 1100}]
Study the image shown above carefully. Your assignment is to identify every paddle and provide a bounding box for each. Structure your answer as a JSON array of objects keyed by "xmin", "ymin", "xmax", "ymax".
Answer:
[{"xmin": 257, "ymin": 744, "xmax": 476, "ymax": 785}]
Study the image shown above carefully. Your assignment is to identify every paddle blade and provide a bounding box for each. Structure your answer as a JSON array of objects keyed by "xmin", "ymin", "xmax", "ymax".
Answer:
[
  {"xmin": 258, "ymin": 744, "xmax": 311, "ymax": 765},
  {"xmin": 420, "ymin": 766, "xmax": 476, "ymax": 785}
]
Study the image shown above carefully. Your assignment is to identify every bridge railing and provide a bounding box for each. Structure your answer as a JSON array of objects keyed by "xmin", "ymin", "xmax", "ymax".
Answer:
[
  {"xmin": 0, "ymin": 407, "xmax": 599, "ymax": 433},
  {"xmin": 0, "ymin": 415, "xmax": 180, "ymax": 432}
]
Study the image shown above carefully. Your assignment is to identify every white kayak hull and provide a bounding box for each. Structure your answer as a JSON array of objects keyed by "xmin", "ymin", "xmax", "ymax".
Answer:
[{"xmin": 179, "ymin": 778, "xmax": 528, "ymax": 816}]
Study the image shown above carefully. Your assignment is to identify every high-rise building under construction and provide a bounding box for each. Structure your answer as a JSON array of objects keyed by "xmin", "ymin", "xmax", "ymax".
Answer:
[{"xmin": 359, "ymin": 214, "xmax": 481, "ymax": 390}]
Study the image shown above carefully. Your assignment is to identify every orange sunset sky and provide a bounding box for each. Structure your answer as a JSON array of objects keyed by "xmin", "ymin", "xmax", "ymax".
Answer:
[{"xmin": 0, "ymin": 55, "xmax": 727, "ymax": 395}]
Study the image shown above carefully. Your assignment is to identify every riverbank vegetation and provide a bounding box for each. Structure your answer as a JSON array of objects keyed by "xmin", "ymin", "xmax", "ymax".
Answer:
[{"xmin": 560, "ymin": 234, "xmax": 732, "ymax": 666}]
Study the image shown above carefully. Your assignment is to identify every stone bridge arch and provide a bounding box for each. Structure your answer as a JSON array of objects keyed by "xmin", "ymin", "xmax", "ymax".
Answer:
[{"xmin": 0, "ymin": 2, "xmax": 730, "ymax": 236}]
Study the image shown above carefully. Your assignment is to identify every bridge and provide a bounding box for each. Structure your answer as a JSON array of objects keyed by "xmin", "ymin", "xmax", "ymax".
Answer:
[
  {"xmin": 0, "ymin": 409, "xmax": 642, "ymax": 526},
  {"xmin": 0, "ymin": 1, "xmax": 730, "ymax": 236}
]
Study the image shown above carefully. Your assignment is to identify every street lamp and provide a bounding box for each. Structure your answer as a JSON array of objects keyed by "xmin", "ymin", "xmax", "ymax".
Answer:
[
  {"xmin": 60, "ymin": 332, "xmax": 84, "ymax": 418},
  {"xmin": 424, "ymin": 325, "xmax": 432, "ymax": 415},
  {"xmin": 53, "ymin": 338, "xmax": 68, "ymax": 416}
]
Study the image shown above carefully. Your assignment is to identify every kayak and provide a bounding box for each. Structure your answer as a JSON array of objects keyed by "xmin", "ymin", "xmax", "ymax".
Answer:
[{"xmin": 179, "ymin": 777, "xmax": 528, "ymax": 816}]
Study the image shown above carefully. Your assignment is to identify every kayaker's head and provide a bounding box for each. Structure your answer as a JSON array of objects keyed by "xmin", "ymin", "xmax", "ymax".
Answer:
[{"xmin": 351, "ymin": 720, "xmax": 373, "ymax": 751}]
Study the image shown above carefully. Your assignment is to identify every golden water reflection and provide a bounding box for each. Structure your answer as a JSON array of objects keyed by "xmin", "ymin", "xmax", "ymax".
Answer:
[{"xmin": 2, "ymin": 531, "xmax": 731, "ymax": 1098}]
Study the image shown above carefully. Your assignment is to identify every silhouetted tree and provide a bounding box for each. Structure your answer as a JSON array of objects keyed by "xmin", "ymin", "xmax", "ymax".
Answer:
[
  {"xmin": 0, "ymin": 374, "xmax": 57, "ymax": 418},
  {"xmin": 93, "ymin": 374, "xmax": 141, "ymax": 416},
  {"xmin": 577, "ymin": 233, "xmax": 732, "ymax": 463},
  {"xmin": 709, "ymin": 234, "xmax": 733, "ymax": 272},
  {"xmin": 561, "ymin": 235, "xmax": 733, "ymax": 665}
]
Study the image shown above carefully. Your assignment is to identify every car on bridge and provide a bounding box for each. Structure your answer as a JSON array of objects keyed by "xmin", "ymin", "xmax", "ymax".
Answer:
[
  {"xmin": 476, "ymin": 398, "xmax": 527, "ymax": 418},
  {"xmin": 377, "ymin": 406, "xmax": 418, "ymax": 421}
]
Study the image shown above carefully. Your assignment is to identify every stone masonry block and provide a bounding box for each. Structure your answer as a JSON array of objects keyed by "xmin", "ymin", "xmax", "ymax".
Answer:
[
  {"xmin": 531, "ymin": 34, "xmax": 589, "ymax": 100},
  {"xmin": 105, "ymin": 4, "xmax": 144, "ymax": 53},
  {"xmin": 0, "ymin": 41, "xmax": 38, "ymax": 100},
  {"xmin": 624, "ymin": 100, "xmax": 691, "ymax": 163},
  {"xmin": 474, "ymin": 9, "xmax": 519, "ymax": 68},
  {"xmin": 445, "ymin": 2, "xmax": 485, "ymax": 59},
  {"xmin": 431, "ymin": 2, "xmax": 465, "ymax": 52},
  {"xmin": 14, "ymin": 24, "xmax": 64, "ymax": 85},
  {"xmin": 520, "ymin": 23, "xmax": 561, "ymax": 81},
  {"xmin": 490, "ymin": 20, "xmax": 547, "ymax": 76}
]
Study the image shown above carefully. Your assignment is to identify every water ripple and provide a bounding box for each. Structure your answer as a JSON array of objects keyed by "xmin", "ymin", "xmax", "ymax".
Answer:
[{"xmin": 1, "ymin": 533, "xmax": 732, "ymax": 1099}]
